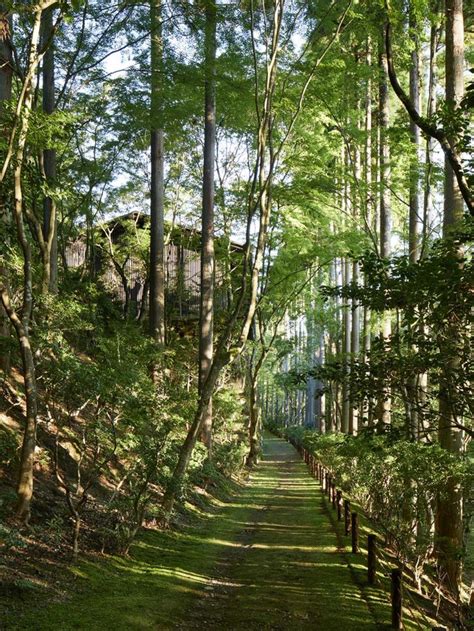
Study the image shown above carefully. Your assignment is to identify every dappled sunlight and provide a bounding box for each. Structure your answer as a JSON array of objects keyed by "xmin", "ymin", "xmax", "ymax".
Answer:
[
  {"xmin": 13, "ymin": 434, "xmax": 401, "ymax": 629},
  {"xmin": 223, "ymin": 520, "xmax": 317, "ymax": 532}
]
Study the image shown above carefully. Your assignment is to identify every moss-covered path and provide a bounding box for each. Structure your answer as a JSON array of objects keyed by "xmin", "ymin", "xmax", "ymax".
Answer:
[
  {"xmin": 8, "ymin": 434, "xmax": 381, "ymax": 630},
  {"xmin": 176, "ymin": 433, "xmax": 378, "ymax": 630}
]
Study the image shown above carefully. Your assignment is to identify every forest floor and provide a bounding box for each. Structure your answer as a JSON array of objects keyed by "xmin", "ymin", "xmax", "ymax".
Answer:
[{"xmin": 2, "ymin": 434, "xmax": 439, "ymax": 630}]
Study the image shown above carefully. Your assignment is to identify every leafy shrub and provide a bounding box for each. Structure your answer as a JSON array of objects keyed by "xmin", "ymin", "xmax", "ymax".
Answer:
[{"xmin": 273, "ymin": 424, "xmax": 471, "ymax": 572}]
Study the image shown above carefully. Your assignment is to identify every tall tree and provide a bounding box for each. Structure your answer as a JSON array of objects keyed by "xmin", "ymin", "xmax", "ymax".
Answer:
[
  {"xmin": 41, "ymin": 5, "xmax": 57, "ymax": 293},
  {"xmin": 0, "ymin": 0, "xmax": 61, "ymax": 523},
  {"xmin": 435, "ymin": 0, "xmax": 466, "ymax": 596},
  {"xmin": 161, "ymin": 0, "xmax": 287, "ymax": 518},
  {"xmin": 199, "ymin": 0, "xmax": 217, "ymax": 454},
  {"xmin": 376, "ymin": 29, "xmax": 391, "ymax": 428},
  {"xmin": 0, "ymin": 5, "xmax": 12, "ymax": 377},
  {"xmin": 149, "ymin": 0, "xmax": 165, "ymax": 345},
  {"xmin": 408, "ymin": 6, "xmax": 420, "ymax": 263}
]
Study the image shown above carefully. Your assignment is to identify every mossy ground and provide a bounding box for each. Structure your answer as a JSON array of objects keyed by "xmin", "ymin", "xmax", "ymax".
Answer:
[{"xmin": 3, "ymin": 435, "xmax": 436, "ymax": 629}]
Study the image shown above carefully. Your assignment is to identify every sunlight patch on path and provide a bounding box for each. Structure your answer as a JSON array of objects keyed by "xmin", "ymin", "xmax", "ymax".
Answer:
[{"xmin": 178, "ymin": 433, "xmax": 380, "ymax": 631}]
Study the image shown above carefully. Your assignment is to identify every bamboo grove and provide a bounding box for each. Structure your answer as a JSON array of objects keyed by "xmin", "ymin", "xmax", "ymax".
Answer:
[{"xmin": 0, "ymin": 0, "xmax": 472, "ymax": 620}]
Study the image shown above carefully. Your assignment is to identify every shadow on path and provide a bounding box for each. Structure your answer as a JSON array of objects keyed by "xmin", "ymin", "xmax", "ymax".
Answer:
[{"xmin": 176, "ymin": 434, "xmax": 378, "ymax": 630}]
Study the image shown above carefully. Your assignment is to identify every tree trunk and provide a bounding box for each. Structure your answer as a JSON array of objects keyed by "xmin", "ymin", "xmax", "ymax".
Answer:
[
  {"xmin": 0, "ymin": 3, "xmax": 47, "ymax": 523},
  {"xmin": 41, "ymin": 6, "xmax": 57, "ymax": 294},
  {"xmin": 363, "ymin": 37, "xmax": 372, "ymax": 428},
  {"xmin": 245, "ymin": 377, "xmax": 260, "ymax": 467},
  {"xmin": 162, "ymin": 347, "xmax": 227, "ymax": 517},
  {"xmin": 342, "ymin": 257, "xmax": 351, "ymax": 434},
  {"xmin": 199, "ymin": 0, "xmax": 216, "ymax": 454},
  {"xmin": 407, "ymin": 5, "xmax": 422, "ymax": 440},
  {"xmin": 377, "ymin": 31, "xmax": 391, "ymax": 428},
  {"xmin": 0, "ymin": 289, "xmax": 38, "ymax": 523},
  {"xmin": 422, "ymin": 7, "xmax": 440, "ymax": 256},
  {"xmin": 443, "ymin": 0, "xmax": 465, "ymax": 229},
  {"xmin": 350, "ymin": 260, "xmax": 360, "ymax": 435},
  {"xmin": 0, "ymin": 6, "xmax": 12, "ymax": 377},
  {"xmin": 350, "ymin": 134, "xmax": 361, "ymax": 435},
  {"xmin": 408, "ymin": 8, "xmax": 420, "ymax": 264},
  {"xmin": 149, "ymin": 0, "xmax": 165, "ymax": 345},
  {"xmin": 379, "ymin": 38, "xmax": 392, "ymax": 261},
  {"xmin": 435, "ymin": 0, "xmax": 465, "ymax": 597}
]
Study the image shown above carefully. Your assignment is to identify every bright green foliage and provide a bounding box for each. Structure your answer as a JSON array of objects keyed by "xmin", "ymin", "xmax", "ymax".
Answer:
[{"xmin": 275, "ymin": 424, "xmax": 471, "ymax": 585}]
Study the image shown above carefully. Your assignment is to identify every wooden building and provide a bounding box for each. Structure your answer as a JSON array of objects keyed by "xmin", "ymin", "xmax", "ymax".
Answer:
[{"xmin": 65, "ymin": 212, "xmax": 243, "ymax": 321}]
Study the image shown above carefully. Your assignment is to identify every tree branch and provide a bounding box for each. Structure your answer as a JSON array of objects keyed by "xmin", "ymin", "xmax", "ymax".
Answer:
[{"xmin": 384, "ymin": 20, "xmax": 473, "ymax": 215}]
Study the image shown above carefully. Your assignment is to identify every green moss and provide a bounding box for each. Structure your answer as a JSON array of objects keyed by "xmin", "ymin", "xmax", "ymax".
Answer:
[{"xmin": 4, "ymin": 435, "xmax": 432, "ymax": 630}]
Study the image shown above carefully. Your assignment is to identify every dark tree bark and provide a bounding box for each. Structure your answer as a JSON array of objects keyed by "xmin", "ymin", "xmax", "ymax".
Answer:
[
  {"xmin": 378, "ymin": 35, "xmax": 391, "ymax": 261},
  {"xmin": 435, "ymin": 0, "xmax": 466, "ymax": 597},
  {"xmin": 0, "ymin": 6, "xmax": 12, "ymax": 377},
  {"xmin": 41, "ymin": 5, "xmax": 57, "ymax": 293},
  {"xmin": 408, "ymin": 7, "xmax": 420, "ymax": 264},
  {"xmin": 0, "ymin": 7, "xmax": 11, "ymax": 102},
  {"xmin": 199, "ymin": 0, "xmax": 216, "ymax": 454},
  {"xmin": 376, "ymin": 30, "xmax": 391, "ymax": 427},
  {"xmin": 149, "ymin": 0, "xmax": 165, "ymax": 344}
]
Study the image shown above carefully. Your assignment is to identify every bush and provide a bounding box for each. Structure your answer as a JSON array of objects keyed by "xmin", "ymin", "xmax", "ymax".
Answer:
[{"xmin": 273, "ymin": 424, "xmax": 471, "ymax": 572}]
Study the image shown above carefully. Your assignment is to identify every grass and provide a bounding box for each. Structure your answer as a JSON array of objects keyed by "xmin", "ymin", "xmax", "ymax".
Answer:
[{"xmin": 2, "ymin": 434, "xmax": 435, "ymax": 629}]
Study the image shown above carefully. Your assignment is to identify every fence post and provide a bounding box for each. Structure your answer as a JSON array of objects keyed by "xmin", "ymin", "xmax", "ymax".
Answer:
[
  {"xmin": 368, "ymin": 534, "xmax": 377, "ymax": 585},
  {"xmin": 344, "ymin": 500, "xmax": 351, "ymax": 535},
  {"xmin": 336, "ymin": 490, "xmax": 342, "ymax": 521},
  {"xmin": 351, "ymin": 512, "xmax": 359, "ymax": 553},
  {"xmin": 327, "ymin": 475, "xmax": 332, "ymax": 499},
  {"xmin": 391, "ymin": 568, "xmax": 402, "ymax": 629},
  {"xmin": 332, "ymin": 482, "xmax": 337, "ymax": 509}
]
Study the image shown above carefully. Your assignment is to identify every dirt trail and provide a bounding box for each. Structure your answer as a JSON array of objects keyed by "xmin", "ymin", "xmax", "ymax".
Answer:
[{"xmin": 178, "ymin": 434, "xmax": 378, "ymax": 630}]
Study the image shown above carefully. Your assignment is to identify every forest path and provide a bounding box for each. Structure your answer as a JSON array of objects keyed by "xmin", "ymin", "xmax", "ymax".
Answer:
[
  {"xmin": 176, "ymin": 433, "xmax": 378, "ymax": 630},
  {"xmin": 7, "ymin": 434, "xmax": 386, "ymax": 630}
]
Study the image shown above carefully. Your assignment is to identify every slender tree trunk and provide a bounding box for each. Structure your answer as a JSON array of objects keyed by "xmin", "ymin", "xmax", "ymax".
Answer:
[
  {"xmin": 0, "ymin": 289, "xmax": 38, "ymax": 524},
  {"xmin": 363, "ymin": 51, "xmax": 373, "ymax": 425},
  {"xmin": 342, "ymin": 257, "xmax": 351, "ymax": 434},
  {"xmin": 41, "ymin": 6, "xmax": 57, "ymax": 293},
  {"xmin": 407, "ymin": 6, "xmax": 422, "ymax": 440},
  {"xmin": 0, "ymin": 5, "xmax": 47, "ymax": 522},
  {"xmin": 442, "ymin": 0, "xmax": 465, "ymax": 231},
  {"xmin": 0, "ymin": 6, "xmax": 12, "ymax": 377},
  {"xmin": 246, "ymin": 372, "xmax": 260, "ymax": 467},
  {"xmin": 377, "ymin": 32, "xmax": 392, "ymax": 428},
  {"xmin": 199, "ymin": 0, "xmax": 216, "ymax": 454},
  {"xmin": 149, "ymin": 0, "xmax": 165, "ymax": 345},
  {"xmin": 379, "ymin": 39, "xmax": 392, "ymax": 261},
  {"xmin": 350, "ymin": 132, "xmax": 361, "ymax": 435},
  {"xmin": 435, "ymin": 0, "xmax": 465, "ymax": 596},
  {"xmin": 315, "ymin": 331, "xmax": 325, "ymax": 432},
  {"xmin": 161, "ymin": 0, "xmax": 285, "ymax": 520},
  {"xmin": 350, "ymin": 260, "xmax": 360, "ymax": 435},
  {"xmin": 408, "ymin": 8, "xmax": 420, "ymax": 264},
  {"xmin": 421, "ymin": 7, "xmax": 440, "ymax": 257},
  {"xmin": 305, "ymin": 301, "xmax": 313, "ymax": 427},
  {"xmin": 334, "ymin": 255, "xmax": 342, "ymax": 431}
]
